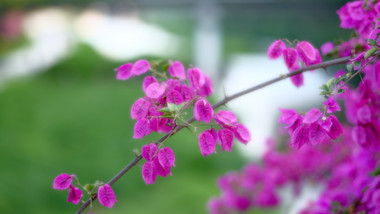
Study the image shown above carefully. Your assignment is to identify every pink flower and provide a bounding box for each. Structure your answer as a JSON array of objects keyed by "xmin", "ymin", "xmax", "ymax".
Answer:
[
  {"xmin": 297, "ymin": 41, "xmax": 318, "ymax": 66},
  {"xmin": 142, "ymin": 161, "xmax": 158, "ymax": 184},
  {"xmin": 187, "ymin": 67, "xmax": 205, "ymax": 89},
  {"xmin": 168, "ymin": 61, "xmax": 186, "ymax": 80},
  {"xmin": 303, "ymin": 108, "xmax": 323, "ymax": 124},
  {"xmin": 67, "ymin": 184, "xmax": 83, "ymax": 205},
  {"xmin": 145, "ymin": 82, "xmax": 166, "ymax": 99},
  {"xmin": 233, "ymin": 124, "xmax": 251, "ymax": 144},
  {"xmin": 133, "ymin": 118, "xmax": 151, "ymax": 139},
  {"xmin": 283, "ymin": 47, "xmax": 298, "ymax": 69},
  {"xmin": 158, "ymin": 147, "xmax": 175, "ymax": 170},
  {"xmin": 53, "ymin": 173, "xmax": 73, "ymax": 190},
  {"xmin": 218, "ymin": 129, "xmax": 234, "ymax": 152},
  {"xmin": 309, "ymin": 122, "xmax": 326, "ymax": 145},
  {"xmin": 215, "ymin": 110, "xmax": 238, "ymax": 127},
  {"xmin": 166, "ymin": 90, "xmax": 184, "ymax": 105},
  {"xmin": 321, "ymin": 42, "xmax": 334, "ymax": 55},
  {"xmin": 115, "ymin": 63, "xmax": 133, "ymax": 80},
  {"xmin": 98, "ymin": 184, "xmax": 117, "ymax": 208},
  {"xmin": 290, "ymin": 125, "xmax": 310, "ymax": 149},
  {"xmin": 194, "ymin": 99, "xmax": 214, "ymax": 123},
  {"xmin": 267, "ymin": 40, "xmax": 286, "ymax": 59},
  {"xmin": 326, "ymin": 115, "xmax": 343, "ymax": 140},
  {"xmin": 141, "ymin": 143, "xmax": 158, "ymax": 162},
  {"xmin": 142, "ymin": 76, "xmax": 158, "ymax": 93},
  {"xmin": 324, "ymin": 97, "xmax": 341, "ymax": 114},
  {"xmin": 130, "ymin": 98, "xmax": 151, "ymax": 120},
  {"xmin": 278, "ymin": 109, "xmax": 299, "ymax": 126},
  {"xmin": 198, "ymin": 131, "xmax": 217, "ymax": 157},
  {"xmin": 289, "ymin": 65, "xmax": 304, "ymax": 88},
  {"xmin": 130, "ymin": 59, "xmax": 150, "ymax": 76}
]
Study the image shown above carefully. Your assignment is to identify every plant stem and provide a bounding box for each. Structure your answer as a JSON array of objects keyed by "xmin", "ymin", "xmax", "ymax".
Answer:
[{"xmin": 76, "ymin": 55, "xmax": 351, "ymax": 214}]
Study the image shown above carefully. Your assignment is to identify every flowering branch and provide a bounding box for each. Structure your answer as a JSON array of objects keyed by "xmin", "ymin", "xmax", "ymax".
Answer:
[{"xmin": 76, "ymin": 55, "xmax": 351, "ymax": 214}]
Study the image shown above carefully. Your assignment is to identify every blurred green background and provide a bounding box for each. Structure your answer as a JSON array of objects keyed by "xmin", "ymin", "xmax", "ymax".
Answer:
[{"xmin": 0, "ymin": 0, "xmax": 349, "ymax": 213}]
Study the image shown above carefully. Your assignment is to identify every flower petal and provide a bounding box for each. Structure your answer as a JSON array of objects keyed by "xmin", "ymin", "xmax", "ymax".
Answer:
[
  {"xmin": 198, "ymin": 131, "xmax": 217, "ymax": 157},
  {"xmin": 53, "ymin": 173, "xmax": 73, "ymax": 190},
  {"xmin": 98, "ymin": 184, "xmax": 117, "ymax": 208}
]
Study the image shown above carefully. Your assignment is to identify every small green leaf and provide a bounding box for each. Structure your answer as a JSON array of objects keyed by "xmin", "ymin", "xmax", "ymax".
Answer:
[
  {"xmin": 326, "ymin": 78, "xmax": 335, "ymax": 90},
  {"xmin": 343, "ymin": 73, "xmax": 351, "ymax": 81},
  {"xmin": 338, "ymin": 89, "xmax": 345, "ymax": 94},
  {"xmin": 368, "ymin": 39, "xmax": 377, "ymax": 46},
  {"xmin": 167, "ymin": 103, "xmax": 186, "ymax": 113},
  {"xmin": 346, "ymin": 63, "xmax": 354, "ymax": 72},
  {"xmin": 162, "ymin": 63, "xmax": 170, "ymax": 72},
  {"xmin": 365, "ymin": 47, "xmax": 378, "ymax": 60},
  {"xmin": 84, "ymin": 184, "xmax": 95, "ymax": 193},
  {"xmin": 319, "ymin": 84, "xmax": 329, "ymax": 91}
]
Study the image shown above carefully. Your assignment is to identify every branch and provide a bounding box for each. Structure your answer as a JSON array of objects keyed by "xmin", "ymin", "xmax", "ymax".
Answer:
[{"xmin": 76, "ymin": 55, "xmax": 351, "ymax": 214}]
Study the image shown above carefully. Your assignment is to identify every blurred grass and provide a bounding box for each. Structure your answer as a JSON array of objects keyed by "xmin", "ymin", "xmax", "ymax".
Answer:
[{"xmin": 0, "ymin": 44, "xmax": 246, "ymax": 214}]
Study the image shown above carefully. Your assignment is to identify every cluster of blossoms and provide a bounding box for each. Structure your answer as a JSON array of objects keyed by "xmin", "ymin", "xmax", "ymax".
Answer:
[
  {"xmin": 53, "ymin": 58, "xmax": 252, "ymax": 209},
  {"xmin": 118, "ymin": 60, "xmax": 251, "ymax": 184},
  {"xmin": 278, "ymin": 96, "xmax": 342, "ymax": 149},
  {"xmin": 267, "ymin": 40, "xmax": 322, "ymax": 88},
  {"xmin": 210, "ymin": 1, "xmax": 380, "ymax": 213},
  {"xmin": 53, "ymin": 173, "xmax": 117, "ymax": 210}
]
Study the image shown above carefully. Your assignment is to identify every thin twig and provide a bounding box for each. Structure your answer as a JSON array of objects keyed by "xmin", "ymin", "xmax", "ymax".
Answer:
[{"xmin": 76, "ymin": 55, "xmax": 351, "ymax": 214}]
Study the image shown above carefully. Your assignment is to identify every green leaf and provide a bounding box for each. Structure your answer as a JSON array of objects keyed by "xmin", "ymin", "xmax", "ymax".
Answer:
[
  {"xmin": 368, "ymin": 39, "xmax": 377, "ymax": 46},
  {"xmin": 326, "ymin": 78, "xmax": 335, "ymax": 90},
  {"xmin": 343, "ymin": 72, "xmax": 351, "ymax": 81},
  {"xmin": 346, "ymin": 63, "xmax": 354, "ymax": 72},
  {"xmin": 167, "ymin": 103, "xmax": 186, "ymax": 113},
  {"xmin": 338, "ymin": 89, "xmax": 345, "ymax": 94},
  {"xmin": 84, "ymin": 184, "xmax": 95, "ymax": 193},
  {"xmin": 162, "ymin": 63, "xmax": 170, "ymax": 72},
  {"xmin": 365, "ymin": 47, "xmax": 378, "ymax": 60},
  {"xmin": 319, "ymin": 84, "xmax": 329, "ymax": 91}
]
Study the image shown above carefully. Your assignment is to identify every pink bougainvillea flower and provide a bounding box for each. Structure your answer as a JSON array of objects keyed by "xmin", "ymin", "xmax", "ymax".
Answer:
[
  {"xmin": 98, "ymin": 184, "xmax": 117, "ymax": 208},
  {"xmin": 133, "ymin": 118, "xmax": 151, "ymax": 139},
  {"xmin": 130, "ymin": 59, "xmax": 150, "ymax": 76},
  {"xmin": 303, "ymin": 108, "xmax": 323, "ymax": 124},
  {"xmin": 67, "ymin": 184, "xmax": 83, "ymax": 205},
  {"xmin": 131, "ymin": 98, "xmax": 151, "ymax": 120},
  {"xmin": 283, "ymin": 47, "xmax": 298, "ymax": 69},
  {"xmin": 115, "ymin": 63, "xmax": 133, "ymax": 80},
  {"xmin": 287, "ymin": 115, "xmax": 304, "ymax": 136},
  {"xmin": 194, "ymin": 99, "xmax": 214, "ymax": 123},
  {"xmin": 267, "ymin": 40, "xmax": 286, "ymax": 59},
  {"xmin": 218, "ymin": 129, "xmax": 234, "ymax": 152},
  {"xmin": 197, "ymin": 75, "xmax": 214, "ymax": 97},
  {"xmin": 53, "ymin": 173, "xmax": 73, "ymax": 190},
  {"xmin": 187, "ymin": 67, "xmax": 205, "ymax": 89},
  {"xmin": 297, "ymin": 41, "xmax": 317, "ymax": 65},
  {"xmin": 233, "ymin": 124, "xmax": 251, "ymax": 144},
  {"xmin": 153, "ymin": 156, "xmax": 171, "ymax": 177},
  {"xmin": 352, "ymin": 125, "xmax": 366, "ymax": 146},
  {"xmin": 166, "ymin": 90, "xmax": 184, "ymax": 105},
  {"xmin": 215, "ymin": 110, "xmax": 238, "ymax": 127},
  {"xmin": 198, "ymin": 131, "xmax": 217, "ymax": 157},
  {"xmin": 324, "ymin": 97, "xmax": 341, "ymax": 114},
  {"xmin": 142, "ymin": 76, "xmax": 158, "ymax": 93},
  {"xmin": 289, "ymin": 65, "xmax": 304, "ymax": 88},
  {"xmin": 278, "ymin": 109, "xmax": 299, "ymax": 126},
  {"xmin": 158, "ymin": 147, "xmax": 175, "ymax": 170},
  {"xmin": 326, "ymin": 115, "xmax": 343, "ymax": 139},
  {"xmin": 168, "ymin": 61, "xmax": 186, "ymax": 80},
  {"xmin": 141, "ymin": 143, "xmax": 158, "ymax": 162},
  {"xmin": 205, "ymin": 127, "xmax": 218, "ymax": 142},
  {"xmin": 357, "ymin": 105, "xmax": 371, "ymax": 124},
  {"xmin": 145, "ymin": 82, "xmax": 166, "ymax": 99},
  {"xmin": 319, "ymin": 117, "xmax": 333, "ymax": 132},
  {"xmin": 369, "ymin": 28, "xmax": 380, "ymax": 46},
  {"xmin": 179, "ymin": 85, "xmax": 193, "ymax": 101},
  {"xmin": 321, "ymin": 42, "xmax": 335, "ymax": 55},
  {"xmin": 142, "ymin": 161, "xmax": 158, "ymax": 184},
  {"xmin": 290, "ymin": 125, "xmax": 310, "ymax": 149},
  {"xmin": 309, "ymin": 122, "xmax": 326, "ymax": 145}
]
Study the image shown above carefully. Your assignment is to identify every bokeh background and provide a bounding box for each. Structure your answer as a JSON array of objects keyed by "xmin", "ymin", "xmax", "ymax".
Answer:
[{"xmin": 0, "ymin": 0, "xmax": 350, "ymax": 213}]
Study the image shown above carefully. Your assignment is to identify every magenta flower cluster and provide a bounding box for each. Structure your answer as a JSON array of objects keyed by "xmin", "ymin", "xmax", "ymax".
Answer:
[
  {"xmin": 267, "ymin": 40, "xmax": 322, "ymax": 88},
  {"xmin": 211, "ymin": 1, "xmax": 380, "ymax": 213},
  {"xmin": 116, "ymin": 59, "xmax": 251, "ymax": 184},
  {"xmin": 279, "ymin": 96, "xmax": 342, "ymax": 149},
  {"xmin": 53, "ymin": 173, "xmax": 117, "ymax": 209}
]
